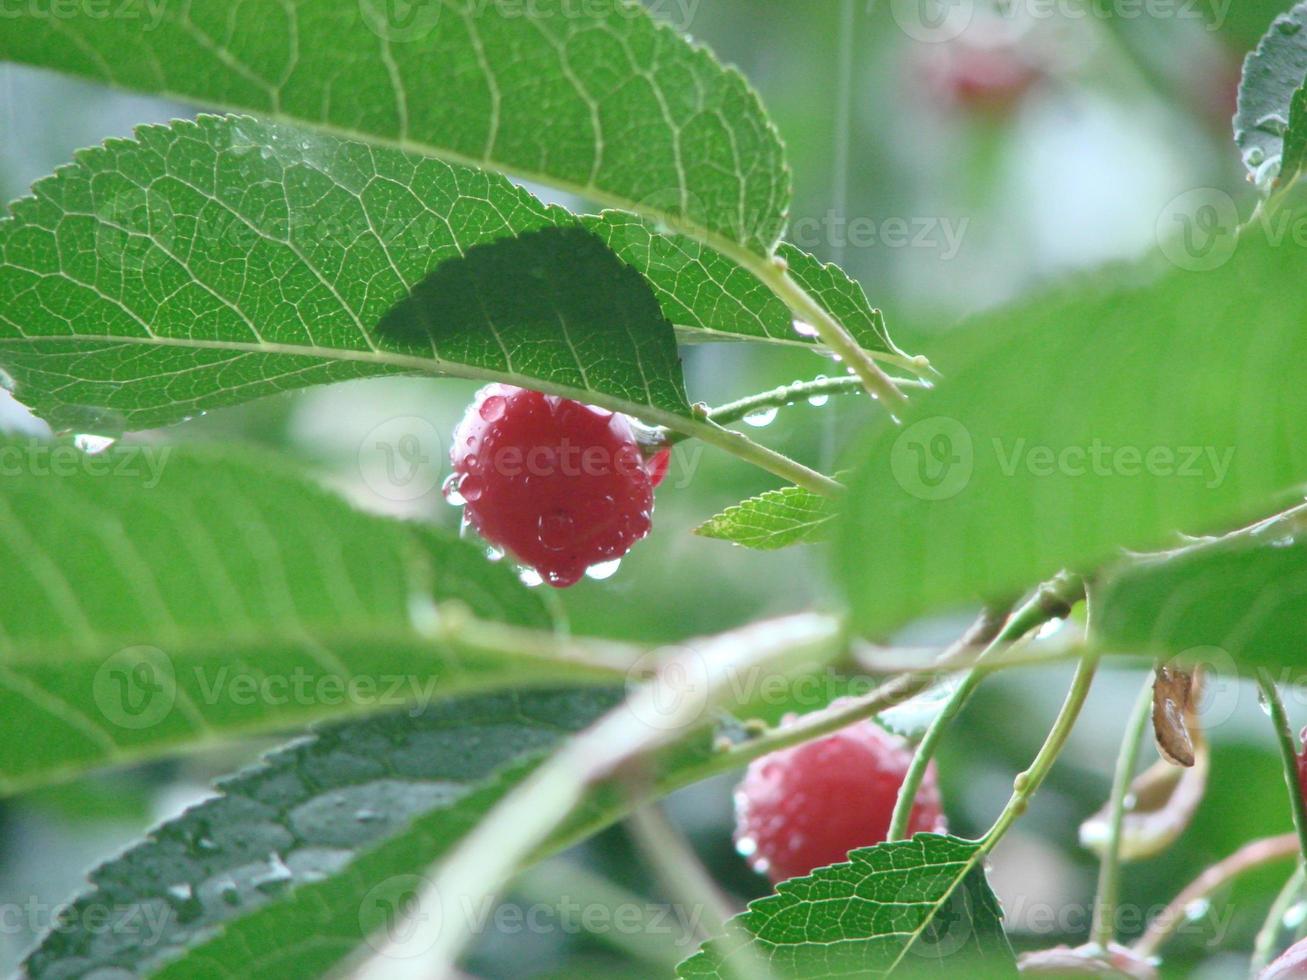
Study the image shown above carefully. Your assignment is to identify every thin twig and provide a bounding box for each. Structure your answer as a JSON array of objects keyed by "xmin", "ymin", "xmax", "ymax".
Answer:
[
  {"xmin": 1257, "ymin": 672, "xmax": 1307, "ymax": 865},
  {"xmin": 1089, "ymin": 676, "xmax": 1156, "ymax": 949},
  {"xmin": 1133, "ymin": 835, "xmax": 1300, "ymax": 959}
]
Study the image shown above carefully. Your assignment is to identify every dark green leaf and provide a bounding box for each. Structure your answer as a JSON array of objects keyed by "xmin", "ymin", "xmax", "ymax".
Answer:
[
  {"xmin": 23, "ymin": 688, "xmax": 619, "ymax": 980},
  {"xmin": 584, "ymin": 212, "xmax": 904, "ymax": 359},
  {"xmin": 1283, "ymin": 87, "xmax": 1307, "ymax": 187},
  {"xmin": 28, "ymin": 685, "xmax": 724, "ymax": 979}
]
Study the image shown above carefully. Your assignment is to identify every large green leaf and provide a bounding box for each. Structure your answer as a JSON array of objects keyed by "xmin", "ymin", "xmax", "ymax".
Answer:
[
  {"xmin": 23, "ymin": 685, "xmax": 730, "ymax": 980},
  {"xmin": 1096, "ymin": 537, "xmax": 1307, "ymax": 673},
  {"xmin": 0, "ymin": 441, "xmax": 634, "ymax": 794},
  {"xmin": 696, "ymin": 485, "xmax": 835, "ymax": 550},
  {"xmin": 836, "ymin": 229, "xmax": 1307, "ymax": 636},
  {"xmin": 677, "ymin": 835, "xmax": 1015, "ymax": 978},
  {"xmin": 0, "ymin": 115, "xmax": 906, "ymax": 435},
  {"xmin": 22, "ymin": 688, "xmax": 621, "ymax": 979},
  {"xmin": 0, "ymin": 114, "xmax": 696, "ymax": 432},
  {"xmin": 0, "ymin": 0, "xmax": 790, "ymax": 255},
  {"xmin": 1235, "ymin": 1, "xmax": 1307, "ymax": 184}
]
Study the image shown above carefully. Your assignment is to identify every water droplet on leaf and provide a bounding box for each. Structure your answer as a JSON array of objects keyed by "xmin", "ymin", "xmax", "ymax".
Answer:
[{"xmin": 74, "ymin": 434, "xmax": 117, "ymax": 455}]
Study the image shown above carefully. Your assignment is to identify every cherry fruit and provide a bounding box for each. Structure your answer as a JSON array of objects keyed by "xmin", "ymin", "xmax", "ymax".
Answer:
[
  {"xmin": 733, "ymin": 712, "xmax": 945, "ymax": 883},
  {"xmin": 449, "ymin": 384, "xmax": 660, "ymax": 587}
]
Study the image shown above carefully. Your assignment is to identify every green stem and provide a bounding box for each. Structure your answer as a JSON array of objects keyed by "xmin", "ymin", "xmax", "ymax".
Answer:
[
  {"xmin": 1252, "ymin": 865, "xmax": 1307, "ymax": 976},
  {"xmin": 711, "ymin": 606, "xmax": 1017, "ymax": 777},
  {"xmin": 863, "ymin": 651, "xmax": 1101, "ymax": 968},
  {"xmin": 1089, "ymin": 676, "xmax": 1155, "ymax": 950},
  {"xmin": 671, "ymin": 414, "xmax": 844, "ymax": 498},
  {"xmin": 624, "ymin": 804, "xmax": 771, "ymax": 980},
  {"xmin": 1133, "ymin": 835, "xmax": 1299, "ymax": 959},
  {"xmin": 1257, "ymin": 671, "xmax": 1307, "ymax": 865},
  {"xmin": 887, "ymin": 575, "xmax": 1086, "ymax": 841},
  {"xmin": 980, "ymin": 650, "xmax": 1101, "ymax": 854}
]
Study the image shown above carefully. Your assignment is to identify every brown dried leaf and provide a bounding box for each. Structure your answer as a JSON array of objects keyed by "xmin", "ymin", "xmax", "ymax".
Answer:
[{"xmin": 1153, "ymin": 664, "xmax": 1198, "ymax": 767}]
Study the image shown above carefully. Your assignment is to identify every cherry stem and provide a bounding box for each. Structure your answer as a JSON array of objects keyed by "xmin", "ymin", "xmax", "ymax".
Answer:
[
  {"xmin": 1257, "ymin": 672, "xmax": 1307, "ymax": 867},
  {"xmin": 979, "ymin": 649, "xmax": 1102, "ymax": 855},
  {"xmin": 886, "ymin": 574, "xmax": 1085, "ymax": 841},
  {"xmin": 671, "ymin": 415, "xmax": 845, "ymax": 498},
  {"xmin": 1133, "ymin": 834, "xmax": 1300, "ymax": 959},
  {"xmin": 1089, "ymin": 675, "xmax": 1156, "ymax": 950}
]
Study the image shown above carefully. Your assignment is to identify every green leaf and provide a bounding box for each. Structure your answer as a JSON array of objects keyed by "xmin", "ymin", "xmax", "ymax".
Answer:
[
  {"xmin": 22, "ymin": 687, "xmax": 622, "ymax": 980},
  {"xmin": 0, "ymin": 440, "xmax": 633, "ymax": 794},
  {"xmin": 676, "ymin": 835, "xmax": 1015, "ymax": 978},
  {"xmin": 0, "ymin": 0, "xmax": 790, "ymax": 255},
  {"xmin": 584, "ymin": 212, "xmax": 904, "ymax": 358},
  {"xmin": 1095, "ymin": 537, "xmax": 1307, "ymax": 673},
  {"xmin": 0, "ymin": 114, "xmax": 696, "ymax": 432},
  {"xmin": 25, "ymin": 685, "xmax": 725, "ymax": 980},
  {"xmin": 836, "ymin": 229, "xmax": 1307, "ymax": 636},
  {"xmin": 776, "ymin": 242, "xmax": 905, "ymax": 360},
  {"xmin": 696, "ymin": 485, "xmax": 835, "ymax": 550},
  {"xmin": 21, "ymin": 615, "xmax": 847, "ymax": 979},
  {"xmin": 1235, "ymin": 1, "xmax": 1307, "ymax": 185}
]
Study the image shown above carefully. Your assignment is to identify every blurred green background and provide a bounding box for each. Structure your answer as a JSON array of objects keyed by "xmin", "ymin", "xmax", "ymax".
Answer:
[{"xmin": 0, "ymin": 1, "xmax": 1300, "ymax": 976}]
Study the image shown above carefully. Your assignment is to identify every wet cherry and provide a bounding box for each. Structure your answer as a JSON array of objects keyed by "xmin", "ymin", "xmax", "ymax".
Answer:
[
  {"xmin": 733, "ymin": 712, "xmax": 946, "ymax": 883},
  {"xmin": 449, "ymin": 384, "xmax": 658, "ymax": 587}
]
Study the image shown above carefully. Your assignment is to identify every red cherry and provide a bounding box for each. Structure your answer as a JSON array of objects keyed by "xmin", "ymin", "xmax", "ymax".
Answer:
[
  {"xmin": 1262, "ymin": 936, "xmax": 1307, "ymax": 978},
  {"xmin": 733, "ymin": 713, "xmax": 945, "ymax": 883},
  {"xmin": 922, "ymin": 41, "xmax": 1042, "ymax": 115},
  {"xmin": 449, "ymin": 384, "xmax": 654, "ymax": 587}
]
